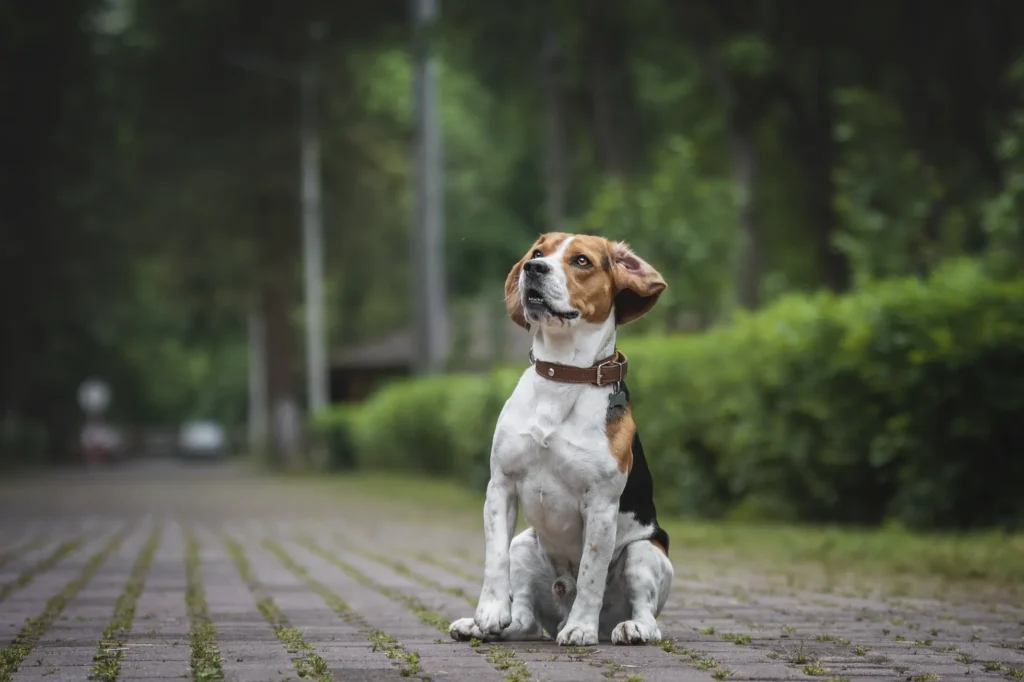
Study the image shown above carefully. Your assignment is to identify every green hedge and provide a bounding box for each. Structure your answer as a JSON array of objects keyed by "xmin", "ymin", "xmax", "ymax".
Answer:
[{"xmin": 313, "ymin": 260, "xmax": 1024, "ymax": 530}]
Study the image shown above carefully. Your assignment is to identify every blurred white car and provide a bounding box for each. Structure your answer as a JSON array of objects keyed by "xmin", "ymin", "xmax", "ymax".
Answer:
[{"xmin": 177, "ymin": 420, "xmax": 228, "ymax": 459}]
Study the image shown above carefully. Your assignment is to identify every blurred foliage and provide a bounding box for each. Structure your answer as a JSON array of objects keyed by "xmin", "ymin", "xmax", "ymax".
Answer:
[
  {"xmin": 313, "ymin": 261, "xmax": 1024, "ymax": 530},
  {"xmin": 4, "ymin": 0, "xmax": 1024, "ymax": 466},
  {"xmin": 579, "ymin": 137, "xmax": 743, "ymax": 330}
]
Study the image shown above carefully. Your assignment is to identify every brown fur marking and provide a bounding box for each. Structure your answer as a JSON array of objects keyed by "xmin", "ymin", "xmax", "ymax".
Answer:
[
  {"xmin": 534, "ymin": 232, "xmax": 572, "ymax": 255},
  {"xmin": 650, "ymin": 538, "xmax": 667, "ymax": 556},
  {"xmin": 606, "ymin": 406, "xmax": 635, "ymax": 474},
  {"xmin": 503, "ymin": 232, "xmax": 668, "ymax": 329},
  {"xmin": 504, "ymin": 259, "xmax": 527, "ymax": 329},
  {"xmin": 562, "ymin": 235, "xmax": 617, "ymax": 325},
  {"xmin": 609, "ymin": 241, "xmax": 667, "ymax": 325},
  {"xmin": 504, "ymin": 233, "xmax": 572, "ymax": 329}
]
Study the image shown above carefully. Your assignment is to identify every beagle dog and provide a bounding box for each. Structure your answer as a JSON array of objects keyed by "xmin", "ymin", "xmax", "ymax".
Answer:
[{"xmin": 449, "ymin": 232, "xmax": 673, "ymax": 647}]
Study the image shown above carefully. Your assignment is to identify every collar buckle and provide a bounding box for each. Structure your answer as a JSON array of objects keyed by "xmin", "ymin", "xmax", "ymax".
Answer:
[{"xmin": 595, "ymin": 354, "xmax": 623, "ymax": 387}]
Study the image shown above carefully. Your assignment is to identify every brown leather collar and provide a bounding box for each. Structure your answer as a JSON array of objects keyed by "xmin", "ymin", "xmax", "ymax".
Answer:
[{"xmin": 532, "ymin": 349, "xmax": 628, "ymax": 386}]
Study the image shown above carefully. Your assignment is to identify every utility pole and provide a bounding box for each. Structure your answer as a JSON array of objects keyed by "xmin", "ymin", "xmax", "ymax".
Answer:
[
  {"xmin": 301, "ymin": 22, "xmax": 329, "ymax": 414},
  {"xmin": 411, "ymin": 0, "xmax": 448, "ymax": 376}
]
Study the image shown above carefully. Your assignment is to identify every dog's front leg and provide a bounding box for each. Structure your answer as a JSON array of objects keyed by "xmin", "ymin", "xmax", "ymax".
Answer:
[
  {"xmin": 556, "ymin": 498, "xmax": 618, "ymax": 646},
  {"xmin": 474, "ymin": 472, "xmax": 518, "ymax": 636}
]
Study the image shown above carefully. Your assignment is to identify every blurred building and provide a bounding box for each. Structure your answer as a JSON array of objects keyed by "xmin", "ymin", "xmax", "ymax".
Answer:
[{"xmin": 329, "ymin": 299, "xmax": 531, "ymax": 403}]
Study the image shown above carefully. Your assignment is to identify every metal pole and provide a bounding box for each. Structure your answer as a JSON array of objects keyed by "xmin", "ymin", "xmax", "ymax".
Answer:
[
  {"xmin": 301, "ymin": 22, "xmax": 329, "ymax": 413},
  {"xmin": 412, "ymin": 0, "xmax": 448, "ymax": 376}
]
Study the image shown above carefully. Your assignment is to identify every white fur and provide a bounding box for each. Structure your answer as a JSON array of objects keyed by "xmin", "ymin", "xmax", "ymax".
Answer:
[{"xmin": 449, "ymin": 236, "xmax": 674, "ymax": 646}]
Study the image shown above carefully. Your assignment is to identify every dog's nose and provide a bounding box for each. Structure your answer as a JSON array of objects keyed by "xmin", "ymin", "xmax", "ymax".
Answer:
[{"xmin": 524, "ymin": 260, "xmax": 550, "ymax": 276}]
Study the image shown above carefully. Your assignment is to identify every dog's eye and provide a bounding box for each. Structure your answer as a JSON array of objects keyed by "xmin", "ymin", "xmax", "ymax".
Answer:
[
  {"xmin": 573, "ymin": 255, "xmax": 591, "ymax": 267},
  {"xmin": 532, "ymin": 249, "xmax": 543, "ymax": 259}
]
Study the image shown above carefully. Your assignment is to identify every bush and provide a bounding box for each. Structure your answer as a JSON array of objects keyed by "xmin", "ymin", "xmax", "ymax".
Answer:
[
  {"xmin": 310, "ymin": 404, "xmax": 359, "ymax": 471},
  {"xmin": 311, "ymin": 260, "xmax": 1024, "ymax": 530}
]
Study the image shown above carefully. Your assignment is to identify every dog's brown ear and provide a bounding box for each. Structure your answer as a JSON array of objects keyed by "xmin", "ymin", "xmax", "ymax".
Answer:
[
  {"xmin": 610, "ymin": 241, "xmax": 667, "ymax": 325},
  {"xmin": 505, "ymin": 258, "xmax": 529, "ymax": 329}
]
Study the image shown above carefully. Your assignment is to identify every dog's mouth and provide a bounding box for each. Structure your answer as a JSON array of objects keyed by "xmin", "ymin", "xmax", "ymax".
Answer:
[{"xmin": 524, "ymin": 288, "xmax": 579, "ymax": 320}]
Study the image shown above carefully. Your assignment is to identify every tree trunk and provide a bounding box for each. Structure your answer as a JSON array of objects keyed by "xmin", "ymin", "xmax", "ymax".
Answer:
[
  {"xmin": 806, "ymin": 50, "xmax": 850, "ymax": 293},
  {"xmin": 782, "ymin": 46, "xmax": 850, "ymax": 293},
  {"xmin": 586, "ymin": 0, "xmax": 634, "ymax": 177},
  {"xmin": 258, "ymin": 200, "xmax": 302, "ymax": 470},
  {"xmin": 261, "ymin": 281, "xmax": 301, "ymax": 469},
  {"xmin": 540, "ymin": 24, "xmax": 567, "ymax": 232},
  {"xmin": 730, "ymin": 123, "xmax": 764, "ymax": 309},
  {"xmin": 704, "ymin": 48, "xmax": 764, "ymax": 310}
]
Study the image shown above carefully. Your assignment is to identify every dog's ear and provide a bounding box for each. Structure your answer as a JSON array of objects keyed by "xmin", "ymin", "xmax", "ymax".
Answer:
[
  {"xmin": 610, "ymin": 241, "xmax": 667, "ymax": 325},
  {"xmin": 504, "ymin": 258, "xmax": 529, "ymax": 329}
]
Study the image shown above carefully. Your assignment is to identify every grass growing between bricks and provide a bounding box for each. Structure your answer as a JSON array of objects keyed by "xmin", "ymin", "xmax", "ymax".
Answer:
[
  {"xmin": 0, "ymin": 532, "xmax": 49, "ymax": 570},
  {"xmin": 310, "ymin": 473, "xmax": 1024, "ymax": 588},
  {"xmin": 184, "ymin": 530, "xmax": 224, "ymax": 682},
  {"xmin": 719, "ymin": 632, "xmax": 752, "ymax": 645},
  {"xmin": 0, "ymin": 525, "xmax": 131, "ymax": 682},
  {"xmin": 301, "ymin": 536, "xmax": 451, "ymax": 632},
  {"xmin": 222, "ymin": 536, "xmax": 331, "ymax": 682},
  {"xmin": 89, "ymin": 523, "xmax": 163, "ymax": 682},
  {"xmin": 487, "ymin": 645, "xmax": 531, "ymax": 682},
  {"xmin": 369, "ymin": 632, "xmax": 422, "ymax": 678},
  {"xmin": 262, "ymin": 538, "xmax": 423, "ymax": 677},
  {"xmin": 414, "ymin": 552, "xmax": 482, "ymax": 584},
  {"xmin": 354, "ymin": 545, "xmax": 477, "ymax": 606},
  {"xmin": 656, "ymin": 637, "xmax": 733, "ymax": 678},
  {"xmin": 0, "ymin": 538, "xmax": 82, "ymax": 603},
  {"xmin": 300, "ymin": 536, "xmax": 537, "ymax": 682},
  {"xmin": 366, "ymin": 541, "xmax": 650, "ymax": 680}
]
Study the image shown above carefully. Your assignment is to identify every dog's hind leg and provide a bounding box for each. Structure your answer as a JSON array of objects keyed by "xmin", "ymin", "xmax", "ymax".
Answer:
[
  {"xmin": 607, "ymin": 539, "xmax": 673, "ymax": 645},
  {"xmin": 451, "ymin": 528, "xmax": 550, "ymax": 642},
  {"xmin": 498, "ymin": 528, "xmax": 551, "ymax": 640}
]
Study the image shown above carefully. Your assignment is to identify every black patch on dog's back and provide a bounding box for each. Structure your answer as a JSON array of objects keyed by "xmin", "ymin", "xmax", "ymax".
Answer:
[{"xmin": 609, "ymin": 380, "xmax": 670, "ymax": 554}]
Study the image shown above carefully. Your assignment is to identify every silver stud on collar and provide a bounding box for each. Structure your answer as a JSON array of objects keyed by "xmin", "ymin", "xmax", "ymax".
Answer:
[{"xmin": 548, "ymin": 368, "xmax": 555, "ymax": 377}]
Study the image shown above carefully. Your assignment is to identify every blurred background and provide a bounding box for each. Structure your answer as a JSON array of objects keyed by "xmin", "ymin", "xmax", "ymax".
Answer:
[{"xmin": 3, "ymin": 0, "xmax": 1023, "ymax": 530}]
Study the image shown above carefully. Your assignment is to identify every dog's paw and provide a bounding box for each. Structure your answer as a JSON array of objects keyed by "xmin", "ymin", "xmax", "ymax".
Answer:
[
  {"xmin": 556, "ymin": 621, "xmax": 599, "ymax": 646},
  {"xmin": 449, "ymin": 617, "xmax": 485, "ymax": 641},
  {"xmin": 474, "ymin": 598, "xmax": 512, "ymax": 636},
  {"xmin": 611, "ymin": 620, "xmax": 660, "ymax": 645},
  {"xmin": 507, "ymin": 607, "xmax": 540, "ymax": 636}
]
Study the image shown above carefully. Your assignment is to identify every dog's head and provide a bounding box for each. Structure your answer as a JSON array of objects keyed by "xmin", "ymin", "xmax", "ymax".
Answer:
[{"xmin": 504, "ymin": 232, "xmax": 667, "ymax": 331}]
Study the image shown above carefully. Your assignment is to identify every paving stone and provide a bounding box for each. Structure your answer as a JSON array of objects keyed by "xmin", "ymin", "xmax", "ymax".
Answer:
[
  {"xmin": 316, "ymin": 530, "xmax": 726, "ymax": 681},
  {"xmin": 0, "ymin": 525, "xmax": 86, "ymax": 587},
  {"xmin": 1, "ymin": 461, "xmax": 1022, "ymax": 682},
  {"xmin": 0, "ymin": 526, "xmax": 122, "ymax": 650},
  {"xmin": 120, "ymin": 520, "xmax": 191, "ymax": 678},
  {"xmin": 192, "ymin": 526, "xmax": 296, "ymax": 682},
  {"xmin": 14, "ymin": 521, "xmax": 155, "ymax": 681},
  {"xmin": 263, "ymin": 531, "xmax": 512, "ymax": 681}
]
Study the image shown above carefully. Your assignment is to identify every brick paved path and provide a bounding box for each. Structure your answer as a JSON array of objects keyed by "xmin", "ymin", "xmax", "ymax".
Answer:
[{"xmin": 0, "ymin": 460, "xmax": 1021, "ymax": 682}]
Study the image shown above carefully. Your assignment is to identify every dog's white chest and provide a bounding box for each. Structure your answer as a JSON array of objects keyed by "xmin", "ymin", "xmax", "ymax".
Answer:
[{"xmin": 492, "ymin": 371, "xmax": 622, "ymax": 561}]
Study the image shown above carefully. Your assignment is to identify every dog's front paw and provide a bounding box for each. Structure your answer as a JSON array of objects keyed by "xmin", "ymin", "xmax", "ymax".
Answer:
[
  {"xmin": 449, "ymin": 617, "xmax": 484, "ymax": 641},
  {"xmin": 556, "ymin": 621, "xmax": 598, "ymax": 646},
  {"xmin": 474, "ymin": 598, "xmax": 512, "ymax": 636},
  {"xmin": 611, "ymin": 620, "xmax": 660, "ymax": 645}
]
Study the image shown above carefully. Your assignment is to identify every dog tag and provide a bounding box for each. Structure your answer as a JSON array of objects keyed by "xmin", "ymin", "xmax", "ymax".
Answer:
[{"xmin": 608, "ymin": 387, "xmax": 628, "ymax": 410}]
